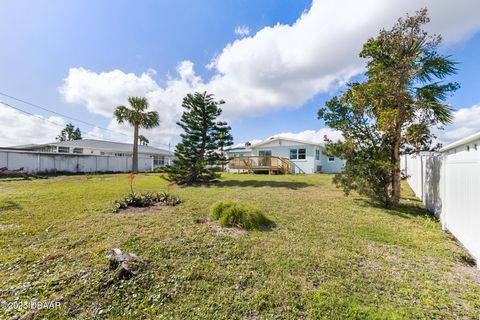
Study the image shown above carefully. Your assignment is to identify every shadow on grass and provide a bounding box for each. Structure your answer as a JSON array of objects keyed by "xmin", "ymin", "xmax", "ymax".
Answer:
[
  {"xmin": 354, "ymin": 197, "xmax": 433, "ymax": 220},
  {"xmin": 216, "ymin": 179, "xmax": 313, "ymax": 190},
  {"xmin": 0, "ymin": 200, "xmax": 22, "ymax": 212}
]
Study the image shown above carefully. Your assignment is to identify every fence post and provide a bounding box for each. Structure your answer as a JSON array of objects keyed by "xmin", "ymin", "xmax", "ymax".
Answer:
[{"xmin": 420, "ymin": 156, "xmax": 424, "ymax": 202}]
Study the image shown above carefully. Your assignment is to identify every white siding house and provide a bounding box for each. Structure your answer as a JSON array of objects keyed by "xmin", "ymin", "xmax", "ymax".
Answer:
[
  {"xmin": 226, "ymin": 137, "xmax": 345, "ymax": 174},
  {"xmin": 2, "ymin": 139, "xmax": 174, "ymax": 173},
  {"xmin": 13, "ymin": 139, "xmax": 174, "ymax": 167}
]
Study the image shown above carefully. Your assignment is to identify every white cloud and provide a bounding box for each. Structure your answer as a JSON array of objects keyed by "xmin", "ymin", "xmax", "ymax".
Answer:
[
  {"xmin": 232, "ymin": 128, "xmax": 342, "ymax": 148},
  {"xmin": 59, "ymin": 67, "xmax": 159, "ymax": 118},
  {"xmin": 0, "ymin": 103, "xmax": 65, "ymax": 146},
  {"xmin": 59, "ymin": 0, "xmax": 480, "ymax": 145},
  {"xmin": 268, "ymin": 128, "xmax": 343, "ymax": 144},
  {"xmin": 234, "ymin": 25, "xmax": 250, "ymax": 37},
  {"xmin": 436, "ymin": 104, "xmax": 480, "ymax": 145}
]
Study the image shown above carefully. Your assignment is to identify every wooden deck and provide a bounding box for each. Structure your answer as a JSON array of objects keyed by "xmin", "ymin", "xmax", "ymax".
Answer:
[{"xmin": 228, "ymin": 156, "xmax": 291, "ymax": 174}]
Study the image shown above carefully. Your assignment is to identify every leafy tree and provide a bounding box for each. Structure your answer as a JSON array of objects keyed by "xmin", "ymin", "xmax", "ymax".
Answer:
[
  {"xmin": 138, "ymin": 135, "xmax": 149, "ymax": 146},
  {"xmin": 165, "ymin": 92, "xmax": 233, "ymax": 184},
  {"xmin": 318, "ymin": 9, "xmax": 458, "ymax": 208},
  {"xmin": 56, "ymin": 123, "xmax": 82, "ymax": 141},
  {"xmin": 114, "ymin": 97, "xmax": 159, "ymax": 173}
]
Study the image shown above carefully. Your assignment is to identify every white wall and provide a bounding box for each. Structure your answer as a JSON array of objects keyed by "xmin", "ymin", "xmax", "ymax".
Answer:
[
  {"xmin": 402, "ymin": 142, "xmax": 480, "ymax": 263},
  {"xmin": 320, "ymin": 153, "xmax": 345, "ymax": 173},
  {"xmin": 0, "ymin": 150, "xmax": 157, "ymax": 173}
]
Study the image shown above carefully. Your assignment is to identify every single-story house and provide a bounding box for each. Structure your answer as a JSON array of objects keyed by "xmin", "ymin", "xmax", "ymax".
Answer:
[
  {"xmin": 10, "ymin": 139, "xmax": 174, "ymax": 169},
  {"xmin": 226, "ymin": 137, "xmax": 345, "ymax": 174}
]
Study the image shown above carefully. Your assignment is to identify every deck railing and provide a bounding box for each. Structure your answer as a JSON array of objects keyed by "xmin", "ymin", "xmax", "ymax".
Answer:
[{"xmin": 228, "ymin": 156, "xmax": 291, "ymax": 174}]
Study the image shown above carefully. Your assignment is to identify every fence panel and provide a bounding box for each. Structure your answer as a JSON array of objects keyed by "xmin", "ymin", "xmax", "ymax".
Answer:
[
  {"xmin": 0, "ymin": 150, "xmax": 155, "ymax": 173},
  {"xmin": 402, "ymin": 152, "xmax": 480, "ymax": 264}
]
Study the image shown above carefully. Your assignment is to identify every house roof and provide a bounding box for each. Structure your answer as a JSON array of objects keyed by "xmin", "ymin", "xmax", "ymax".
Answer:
[
  {"xmin": 14, "ymin": 139, "xmax": 173, "ymax": 155},
  {"xmin": 250, "ymin": 137, "xmax": 324, "ymax": 148},
  {"xmin": 440, "ymin": 131, "xmax": 480, "ymax": 152},
  {"xmin": 225, "ymin": 147, "xmax": 252, "ymax": 153}
]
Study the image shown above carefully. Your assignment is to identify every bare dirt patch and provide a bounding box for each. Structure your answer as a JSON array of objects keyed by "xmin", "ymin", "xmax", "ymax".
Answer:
[
  {"xmin": 115, "ymin": 202, "xmax": 170, "ymax": 214},
  {"xmin": 453, "ymin": 265, "xmax": 480, "ymax": 287},
  {"xmin": 207, "ymin": 221, "xmax": 249, "ymax": 237},
  {"xmin": 0, "ymin": 224, "xmax": 20, "ymax": 231}
]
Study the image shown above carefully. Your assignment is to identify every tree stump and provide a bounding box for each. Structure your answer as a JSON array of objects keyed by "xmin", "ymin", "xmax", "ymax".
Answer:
[{"xmin": 107, "ymin": 248, "xmax": 145, "ymax": 280}]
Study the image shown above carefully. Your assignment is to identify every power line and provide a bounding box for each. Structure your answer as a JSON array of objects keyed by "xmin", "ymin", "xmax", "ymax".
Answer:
[
  {"xmin": 0, "ymin": 101, "xmax": 111, "ymax": 141},
  {"xmin": 0, "ymin": 100, "xmax": 172, "ymax": 149},
  {"xmin": 0, "ymin": 91, "xmax": 134, "ymax": 139}
]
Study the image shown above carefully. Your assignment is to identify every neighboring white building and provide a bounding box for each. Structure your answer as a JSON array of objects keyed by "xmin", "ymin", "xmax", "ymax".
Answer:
[
  {"xmin": 402, "ymin": 132, "xmax": 480, "ymax": 264},
  {"xmin": 226, "ymin": 137, "xmax": 345, "ymax": 174},
  {"xmin": 9, "ymin": 139, "xmax": 174, "ymax": 170}
]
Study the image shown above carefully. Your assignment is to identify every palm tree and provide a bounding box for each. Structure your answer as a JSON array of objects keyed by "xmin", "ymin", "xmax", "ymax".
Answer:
[
  {"xmin": 56, "ymin": 123, "xmax": 82, "ymax": 141},
  {"xmin": 138, "ymin": 135, "xmax": 149, "ymax": 146},
  {"xmin": 114, "ymin": 97, "xmax": 159, "ymax": 173}
]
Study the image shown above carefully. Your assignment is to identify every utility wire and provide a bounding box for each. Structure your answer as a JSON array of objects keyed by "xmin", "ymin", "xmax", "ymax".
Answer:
[
  {"xmin": 0, "ymin": 101, "xmax": 112, "ymax": 141},
  {"xmin": 1, "ymin": 101, "xmax": 172, "ymax": 149},
  {"xmin": 0, "ymin": 91, "xmax": 133, "ymax": 139},
  {"xmin": 0, "ymin": 92, "xmax": 172, "ymax": 149}
]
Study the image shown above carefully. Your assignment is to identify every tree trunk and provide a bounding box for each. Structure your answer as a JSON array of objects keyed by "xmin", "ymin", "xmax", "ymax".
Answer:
[
  {"xmin": 391, "ymin": 133, "xmax": 402, "ymax": 206},
  {"xmin": 132, "ymin": 124, "xmax": 139, "ymax": 173}
]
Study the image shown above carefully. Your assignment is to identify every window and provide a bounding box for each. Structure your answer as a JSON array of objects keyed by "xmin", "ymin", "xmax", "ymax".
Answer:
[
  {"xmin": 298, "ymin": 148, "xmax": 306, "ymax": 159},
  {"xmin": 289, "ymin": 149, "xmax": 297, "ymax": 160},
  {"xmin": 58, "ymin": 147, "xmax": 69, "ymax": 153},
  {"xmin": 328, "ymin": 156, "xmax": 335, "ymax": 162},
  {"xmin": 467, "ymin": 145, "xmax": 470, "ymax": 152},
  {"xmin": 315, "ymin": 149, "xmax": 320, "ymax": 160},
  {"xmin": 100, "ymin": 152, "xmax": 105, "ymax": 156},
  {"xmin": 115, "ymin": 153, "xmax": 126, "ymax": 157},
  {"xmin": 290, "ymin": 148, "xmax": 306, "ymax": 160},
  {"xmin": 475, "ymin": 144, "xmax": 478, "ymax": 151},
  {"xmin": 73, "ymin": 148, "xmax": 83, "ymax": 154},
  {"xmin": 153, "ymin": 155, "xmax": 164, "ymax": 167}
]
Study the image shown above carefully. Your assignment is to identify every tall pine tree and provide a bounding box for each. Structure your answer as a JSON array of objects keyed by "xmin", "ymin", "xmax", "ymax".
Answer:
[{"xmin": 165, "ymin": 92, "xmax": 233, "ymax": 184}]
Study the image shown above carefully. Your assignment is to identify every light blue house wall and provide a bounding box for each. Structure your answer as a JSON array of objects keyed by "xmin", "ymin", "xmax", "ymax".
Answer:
[{"xmin": 227, "ymin": 138, "xmax": 345, "ymax": 174}]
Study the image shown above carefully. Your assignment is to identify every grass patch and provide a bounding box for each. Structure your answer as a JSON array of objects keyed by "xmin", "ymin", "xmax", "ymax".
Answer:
[
  {"xmin": 209, "ymin": 200, "xmax": 274, "ymax": 230},
  {"xmin": 0, "ymin": 173, "xmax": 479, "ymax": 319}
]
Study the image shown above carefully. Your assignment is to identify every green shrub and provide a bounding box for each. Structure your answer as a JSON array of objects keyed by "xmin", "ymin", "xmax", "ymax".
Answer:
[
  {"xmin": 114, "ymin": 191, "xmax": 182, "ymax": 212},
  {"xmin": 209, "ymin": 201, "xmax": 274, "ymax": 230},
  {"xmin": 209, "ymin": 200, "xmax": 235, "ymax": 220},
  {"xmin": 152, "ymin": 166, "xmax": 164, "ymax": 173}
]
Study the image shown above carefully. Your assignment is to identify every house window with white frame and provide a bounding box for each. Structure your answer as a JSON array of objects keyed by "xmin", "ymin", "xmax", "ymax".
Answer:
[
  {"xmin": 328, "ymin": 156, "xmax": 335, "ymax": 162},
  {"xmin": 57, "ymin": 147, "xmax": 69, "ymax": 153},
  {"xmin": 290, "ymin": 148, "xmax": 306, "ymax": 160},
  {"xmin": 315, "ymin": 149, "xmax": 320, "ymax": 160},
  {"xmin": 153, "ymin": 155, "xmax": 165, "ymax": 167},
  {"xmin": 73, "ymin": 148, "xmax": 83, "ymax": 154}
]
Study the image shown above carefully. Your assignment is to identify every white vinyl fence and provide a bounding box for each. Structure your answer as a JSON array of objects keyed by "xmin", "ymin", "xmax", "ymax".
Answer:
[
  {"xmin": 402, "ymin": 150, "xmax": 480, "ymax": 263},
  {"xmin": 0, "ymin": 149, "xmax": 153, "ymax": 173}
]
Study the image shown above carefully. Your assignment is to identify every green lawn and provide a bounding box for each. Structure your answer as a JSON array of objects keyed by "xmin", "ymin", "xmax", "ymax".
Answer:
[{"xmin": 0, "ymin": 173, "xmax": 479, "ymax": 319}]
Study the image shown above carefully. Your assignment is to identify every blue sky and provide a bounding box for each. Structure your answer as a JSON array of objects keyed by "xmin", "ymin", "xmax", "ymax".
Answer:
[{"xmin": 1, "ymin": 0, "xmax": 479, "ymax": 148}]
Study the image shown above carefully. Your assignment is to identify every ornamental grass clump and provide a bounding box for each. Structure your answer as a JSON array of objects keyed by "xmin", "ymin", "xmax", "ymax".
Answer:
[{"xmin": 209, "ymin": 200, "xmax": 274, "ymax": 231}]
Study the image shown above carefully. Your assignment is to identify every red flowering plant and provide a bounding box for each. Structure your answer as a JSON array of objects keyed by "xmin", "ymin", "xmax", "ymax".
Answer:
[{"xmin": 128, "ymin": 172, "xmax": 136, "ymax": 193}]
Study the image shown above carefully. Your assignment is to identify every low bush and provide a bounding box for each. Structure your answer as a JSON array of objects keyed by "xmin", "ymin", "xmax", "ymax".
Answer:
[
  {"xmin": 209, "ymin": 200, "xmax": 274, "ymax": 230},
  {"xmin": 152, "ymin": 166, "xmax": 165, "ymax": 173},
  {"xmin": 114, "ymin": 191, "xmax": 182, "ymax": 212}
]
